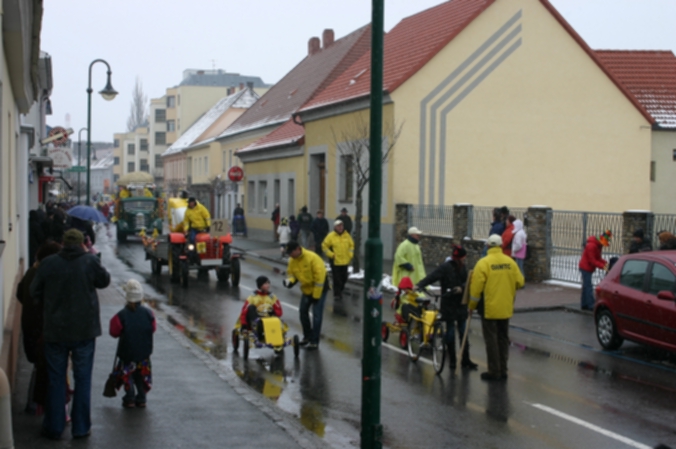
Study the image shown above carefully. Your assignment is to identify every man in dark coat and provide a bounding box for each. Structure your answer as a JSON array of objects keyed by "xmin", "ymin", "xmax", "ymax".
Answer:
[
  {"xmin": 271, "ymin": 204, "xmax": 280, "ymax": 242},
  {"xmin": 28, "ymin": 210, "xmax": 46, "ymax": 266},
  {"xmin": 416, "ymin": 245, "xmax": 477, "ymax": 370},
  {"xmin": 310, "ymin": 210, "xmax": 330, "ymax": 257},
  {"xmin": 336, "ymin": 207, "xmax": 353, "ymax": 235},
  {"xmin": 297, "ymin": 206, "xmax": 313, "ymax": 249},
  {"xmin": 30, "ymin": 229, "xmax": 111, "ymax": 439},
  {"xmin": 629, "ymin": 228, "xmax": 652, "ymax": 253}
]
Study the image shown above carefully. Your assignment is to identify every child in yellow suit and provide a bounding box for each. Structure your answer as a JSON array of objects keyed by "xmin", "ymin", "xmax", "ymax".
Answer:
[{"xmin": 239, "ymin": 276, "xmax": 283, "ymax": 335}]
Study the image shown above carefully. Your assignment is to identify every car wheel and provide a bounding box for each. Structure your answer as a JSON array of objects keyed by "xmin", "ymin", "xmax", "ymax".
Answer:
[{"xmin": 596, "ymin": 309, "xmax": 624, "ymax": 350}]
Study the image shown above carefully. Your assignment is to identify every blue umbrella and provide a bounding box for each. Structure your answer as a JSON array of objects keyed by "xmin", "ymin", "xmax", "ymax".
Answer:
[{"xmin": 67, "ymin": 205, "xmax": 107, "ymax": 223}]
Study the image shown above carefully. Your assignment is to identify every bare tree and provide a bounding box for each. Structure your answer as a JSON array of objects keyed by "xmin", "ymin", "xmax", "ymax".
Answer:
[
  {"xmin": 166, "ymin": 179, "xmax": 183, "ymax": 197},
  {"xmin": 127, "ymin": 77, "xmax": 148, "ymax": 131},
  {"xmin": 332, "ymin": 114, "xmax": 403, "ymax": 273}
]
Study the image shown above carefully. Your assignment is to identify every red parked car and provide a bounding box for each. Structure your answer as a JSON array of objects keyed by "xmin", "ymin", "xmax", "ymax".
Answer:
[{"xmin": 594, "ymin": 251, "xmax": 676, "ymax": 353}]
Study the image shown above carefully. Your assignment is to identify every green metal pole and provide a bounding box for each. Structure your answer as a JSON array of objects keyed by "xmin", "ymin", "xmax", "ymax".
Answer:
[
  {"xmin": 361, "ymin": 0, "xmax": 384, "ymax": 448},
  {"xmin": 86, "ymin": 85, "xmax": 92, "ymax": 206}
]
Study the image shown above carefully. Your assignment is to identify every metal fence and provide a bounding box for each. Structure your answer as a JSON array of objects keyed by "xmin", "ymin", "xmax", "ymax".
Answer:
[
  {"xmin": 648, "ymin": 214, "xmax": 676, "ymax": 249},
  {"xmin": 470, "ymin": 206, "xmax": 527, "ymax": 239},
  {"xmin": 548, "ymin": 211, "xmax": 624, "ymax": 285},
  {"xmin": 409, "ymin": 204, "xmax": 454, "ymax": 237}
]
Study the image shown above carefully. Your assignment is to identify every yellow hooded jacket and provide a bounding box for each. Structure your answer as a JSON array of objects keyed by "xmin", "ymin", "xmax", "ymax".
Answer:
[
  {"xmin": 183, "ymin": 202, "xmax": 211, "ymax": 231},
  {"xmin": 286, "ymin": 249, "xmax": 327, "ymax": 299},
  {"xmin": 322, "ymin": 231, "xmax": 354, "ymax": 266},
  {"xmin": 469, "ymin": 246, "xmax": 525, "ymax": 319}
]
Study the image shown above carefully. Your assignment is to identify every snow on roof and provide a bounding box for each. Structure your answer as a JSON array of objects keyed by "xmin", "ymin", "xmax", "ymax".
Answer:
[
  {"xmin": 90, "ymin": 154, "xmax": 114, "ymax": 169},
  {"xmin": 595, "ymin": 50, "xmax": 676, "ymax": 128},
  {"xmin": 237, "ymin": 119, "xmax": 305, "ymax": 154},
  {"xmin": 162, "ymin": 88, "xmax": 259, "ymax": 157}
]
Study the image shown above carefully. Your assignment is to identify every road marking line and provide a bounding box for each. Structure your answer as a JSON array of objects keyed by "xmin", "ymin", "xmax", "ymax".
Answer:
[
  {"xmin": 382, "ymin": 343, "xmax": 432, "ymax": 366},
  {"xmin": 528, "ymin": 403, "xmax": 651, "ymax": 449}
]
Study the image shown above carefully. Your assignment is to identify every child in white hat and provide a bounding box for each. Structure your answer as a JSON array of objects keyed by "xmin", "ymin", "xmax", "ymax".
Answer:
[{"xmin": 109, "ymin": 279, "xmax": 156, "ymax": 408}]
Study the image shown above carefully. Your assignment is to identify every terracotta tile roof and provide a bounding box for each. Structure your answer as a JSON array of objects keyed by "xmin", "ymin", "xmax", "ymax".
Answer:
[
  {"xmin": 238, "ymin": 119, "xmax": 304, "ymax": 154},
  {"xmin": 595, "ymin": 50, "xmax": 676, "ymax": 128},
  {"xmin": 302, "ymin": 0, "xmax": 494, "ymax": 111},
  {"xmin": 216, "ymin": 25, "xmax": 371, "ymax": 140}
]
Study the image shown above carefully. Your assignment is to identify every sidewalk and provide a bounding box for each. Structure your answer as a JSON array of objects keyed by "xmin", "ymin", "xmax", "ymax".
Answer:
[
  {"xmin": 11, "ymin": 283, "xmax": 324, "ymax": 448},
  {"xmin": 230, "ymin": 236, "xmax": 583, "ymax": 313}
]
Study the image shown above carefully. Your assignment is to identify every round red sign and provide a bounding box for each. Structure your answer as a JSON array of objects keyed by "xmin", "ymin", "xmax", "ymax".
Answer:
[{"xmin": 228, "ymin": 166, "xmax": 244, "ymax": 182}]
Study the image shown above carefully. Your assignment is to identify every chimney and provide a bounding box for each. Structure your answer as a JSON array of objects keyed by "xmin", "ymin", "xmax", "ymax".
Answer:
[
  {"xmin": 239, "ymin": 83, "xmax": 244, "ymax": 91},
  {"xmin": 247, "ymin": 81, "xmax": 254, "ymax": 89},
  {"xmin": 322, "ymin": 29, "xmax": 334, "ymax": 49},
  {"xmin": 308, "ymin": 37, "xmax": 321, "ymax": 56}
]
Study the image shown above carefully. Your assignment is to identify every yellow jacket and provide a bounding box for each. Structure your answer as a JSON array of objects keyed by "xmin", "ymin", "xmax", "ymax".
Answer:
[
  {"xmin": 287, "ymin": 249, "xmax": 327, "ymax": 299},
  {"xmin": 119, "ymin": 189, "xmax": 130, "ymax": 199},
  {"xmin": 322, "ymin": 231, "xmax": 354, "ymax": 266},
  {"xmin": 396, "ymin": 291, "xmax": 421, "ymax": 316},
  {"xmin": 469, "ymin": 247, "xmax": 525, "ymax": 319},
  {"xmin": 183, "ymin": 202, "xmax": 211, "ymax": 231}
]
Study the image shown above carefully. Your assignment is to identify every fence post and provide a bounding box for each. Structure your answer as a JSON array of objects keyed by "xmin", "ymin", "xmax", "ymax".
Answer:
[
  {"xmin": 453, "ymin": 204, "xmax": 472, "ymax": 240},
  {"xmin": 394, "ymin": 204, "xmax": 411, "ymax": 250},
  {"xmin": 622, "ymin": 210, "xmax": 652, "ymax": 254},
  {"xmin": 525, "ymin": 206, "xmax": 552, "ymax": 283}
]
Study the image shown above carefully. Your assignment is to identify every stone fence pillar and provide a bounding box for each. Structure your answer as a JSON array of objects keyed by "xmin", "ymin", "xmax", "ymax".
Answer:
[
  {"xmin": 453, "ymin": 204, "xmax": 472, "ymax": 240},
  {"xmin": 525, "ymin": 206, "xmax": 551, "ymax": 283},
  {"xmin": 622, "ymin": 210, "xmax": 652, "ymax": 254},
  {"xmin": 394, "ymin": 204, "xmax": 411, "ymax": 253}
]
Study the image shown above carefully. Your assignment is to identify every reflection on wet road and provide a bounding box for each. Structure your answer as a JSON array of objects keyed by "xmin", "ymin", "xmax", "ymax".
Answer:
[{"xmin": 109, "ymin": 235, "xmax": 676, "ymax": 449}]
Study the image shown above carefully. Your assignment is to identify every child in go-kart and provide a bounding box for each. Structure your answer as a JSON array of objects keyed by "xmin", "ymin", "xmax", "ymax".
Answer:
[
  {"xmin": 394, "ymin": 277, "xmax": 424, "ymax": 322},
  {"xmin": 239, "ymin": 276, "xmax": 283, "ymax": 338}
]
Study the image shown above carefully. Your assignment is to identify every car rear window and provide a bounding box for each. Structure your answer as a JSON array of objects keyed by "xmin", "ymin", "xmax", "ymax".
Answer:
[
  {"xmin": 619, "ymin": 260, "xmax": 649, "ymax": 290},
  {"xmin": 648, "ymin": 263, "xmax": 676, "ymax": 296}
]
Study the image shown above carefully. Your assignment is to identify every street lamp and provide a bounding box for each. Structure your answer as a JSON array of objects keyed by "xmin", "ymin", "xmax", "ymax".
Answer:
[
  {"xmin": 77, "ymin": 127, "xmax": 88, "ymax": 204},
  {"xmin": 86, "ymin": 59, "xmax": 118, "ymax": 205}
]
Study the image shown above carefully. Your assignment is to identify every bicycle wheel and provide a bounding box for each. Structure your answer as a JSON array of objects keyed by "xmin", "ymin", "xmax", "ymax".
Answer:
[
  {"xmin": 407, "ymin": 319, "xmax": 423, "ymax": 362},
  {"xmin": 431, "ymin": 322, "xmax": 446, "ymax": 375}
]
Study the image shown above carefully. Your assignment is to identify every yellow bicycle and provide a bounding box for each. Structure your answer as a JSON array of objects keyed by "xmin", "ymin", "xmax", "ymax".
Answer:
[{"xmin": 400, "ymin": 294, "xmax": 446, "ymax": 375}]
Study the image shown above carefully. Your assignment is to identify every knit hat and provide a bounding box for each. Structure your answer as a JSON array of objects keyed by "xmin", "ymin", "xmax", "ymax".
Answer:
[
  {"xmin": 598, "ymin": 230, "xmax": 612, "ymax": 247},
  {"xmin": 256, "ymin": 275, "xmax": 270, "ymax": 290},
  {"xmin": 398, "ymin": 276, "xmax": 414, "ymax": 290},
  {"xmin": 123, "ymin": 279, "xmax": 144, "ymax": 303},
  {"xmin": 63, "ymin": 229, "xmax": 84, "ymax": 247},
  {"xmin": 452, "ymin": 245, "xmax": 467, "ymax": 260},
  {"xmin": 487, "ymin": 234, "xmax": 502, "ymax": 247}
]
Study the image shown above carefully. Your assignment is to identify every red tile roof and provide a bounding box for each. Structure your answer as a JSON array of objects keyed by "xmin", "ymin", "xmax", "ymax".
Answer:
[
  {"xmin": 302, "ymin": 0, "xmax": 494, "ymax": 111},
  {"xmin": 595, "ymin": 50, "xmax": 676, "ymax": 128},
  {"xmin": 217, "ymin": 25, "xmax": 371, "ymax": 140},
  {"xmin": 238, "ymin": 119, "xmax": 304, "ymax": 154}
]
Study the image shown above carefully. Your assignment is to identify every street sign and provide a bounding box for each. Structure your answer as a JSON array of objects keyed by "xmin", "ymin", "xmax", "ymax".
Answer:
[
  {"xmin": 210, "ymin": 219, "xmax": 230, "ymax": 237},
  {"xmin": 49, "ymin": 126, "xmax": 70, "ymax": 147},
  {"xmin": 228, "ymin": 166, "xmax": 244, "ymax": 182},
  {"xmin": 69, "ymin": 166, "xmax": 86, "ymax": 173}
]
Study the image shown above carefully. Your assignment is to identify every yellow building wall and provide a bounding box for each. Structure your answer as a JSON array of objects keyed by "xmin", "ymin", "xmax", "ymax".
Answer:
[
  {"xmin": 302, "ymin": 104, "xmax": 396, "ymax": 223},
  {"xmin": 650, "ymin": 130, "xmax": 676, "ymax": 213},
  {"xmin": 243, "ymin": 155, "xmax": 306, "ymax": 232},
  {"xmin": 186, "ymin": 146, "xmax": 210, "ymax": 184},
  {"xmin": 391, "ymin": 0, "xmax": 651, "ymax": 212},
  {"xmin": 176, "ymin": 85, "xmax": 230, "ymax": 135},
  {"xmin": 165, "ymin": 87, "xmax": 178, "ymax": 145}
]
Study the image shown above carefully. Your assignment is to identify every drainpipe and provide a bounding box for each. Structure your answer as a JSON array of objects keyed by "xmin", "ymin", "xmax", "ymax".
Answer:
[{"xmin": 0, "ymin": 368, "xmax": 14, "ymax": 449}]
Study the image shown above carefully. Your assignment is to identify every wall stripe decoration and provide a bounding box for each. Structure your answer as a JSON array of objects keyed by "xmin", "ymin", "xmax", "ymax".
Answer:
[{"xmin": 418, "ymin": 10, "xmax": 523, "ymax": 205}]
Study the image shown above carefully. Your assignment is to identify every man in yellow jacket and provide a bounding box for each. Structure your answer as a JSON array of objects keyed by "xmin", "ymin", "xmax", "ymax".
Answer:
[
  {"xmin": 322, "ymin": 220, "xmax": 354, "ymax": 300},
  {"xmin": 183, "ymin": 197, "xmax": 211, "ymax": 243},
  {"xmin": 469, "ymin": 234, "xmax": 524, "ymax": 381},
  {"xmin": 283, "ymin": 241, "xmax": 328, "ymax": 350}
]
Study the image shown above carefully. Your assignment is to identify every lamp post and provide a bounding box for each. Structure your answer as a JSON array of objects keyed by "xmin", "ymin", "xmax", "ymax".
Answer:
[
  {"xmin": 86, "ymin": 59, "xmax": 118, "ymax": 206},
  {"xmin": 77, "ymin": 127, "xmax": 88, "ymax": 204}
]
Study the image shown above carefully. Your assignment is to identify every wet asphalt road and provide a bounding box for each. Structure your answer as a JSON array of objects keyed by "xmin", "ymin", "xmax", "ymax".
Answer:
[{"xmin": 102, "ymin": 231, "xmax": 676, "ymax": 449}]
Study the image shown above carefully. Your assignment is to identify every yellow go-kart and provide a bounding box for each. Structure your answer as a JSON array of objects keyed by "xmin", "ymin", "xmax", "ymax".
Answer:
[{"xmin": 232, "ymin": 306, "xmax": 300, "ymax": 360}]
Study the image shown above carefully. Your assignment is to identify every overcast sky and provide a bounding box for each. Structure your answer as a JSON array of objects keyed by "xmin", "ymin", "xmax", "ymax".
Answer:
[{"xmin": 41, "ymin": 0, "xmax": 676, "ymax": 142}]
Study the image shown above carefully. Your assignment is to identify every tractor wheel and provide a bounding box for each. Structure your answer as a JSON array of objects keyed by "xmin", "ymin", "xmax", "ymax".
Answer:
[
  {"xmin": 170, "ymin": 244, "xmax": 181, "ymax": 283},
  {"xmin": 216, "ymin": 267, "xmax": 229, "ymax": 283},
  {"xmin": 243, "ymin": 336, "xmax": 250, "ymax": 360},
  {"xmin": 231, "ymin": 258, "xmax": 241, "ymax": 287},
  {"xmin": 180, "ymin": 260, "xmax": 189, "ymax": 288},
  {"xmin": 117, "ymin": 230, "xmax": 127, "ymax": 243}
]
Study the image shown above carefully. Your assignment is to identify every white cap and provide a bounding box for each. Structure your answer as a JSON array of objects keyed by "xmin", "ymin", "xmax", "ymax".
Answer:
[
  {"xmin": 408, "ymin": 226, "xmax": 423, "ymax": 235},
  {"xmin": 123, "ymin": 279, "xmax": 144, "ymax": 303},
  {"xmin": 334, "ymin": 220, "xmax": 343, "ymax": 227},
  {"xmin": 487, "ymin": 234, "xmax": 502, "ymax": 247}
]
